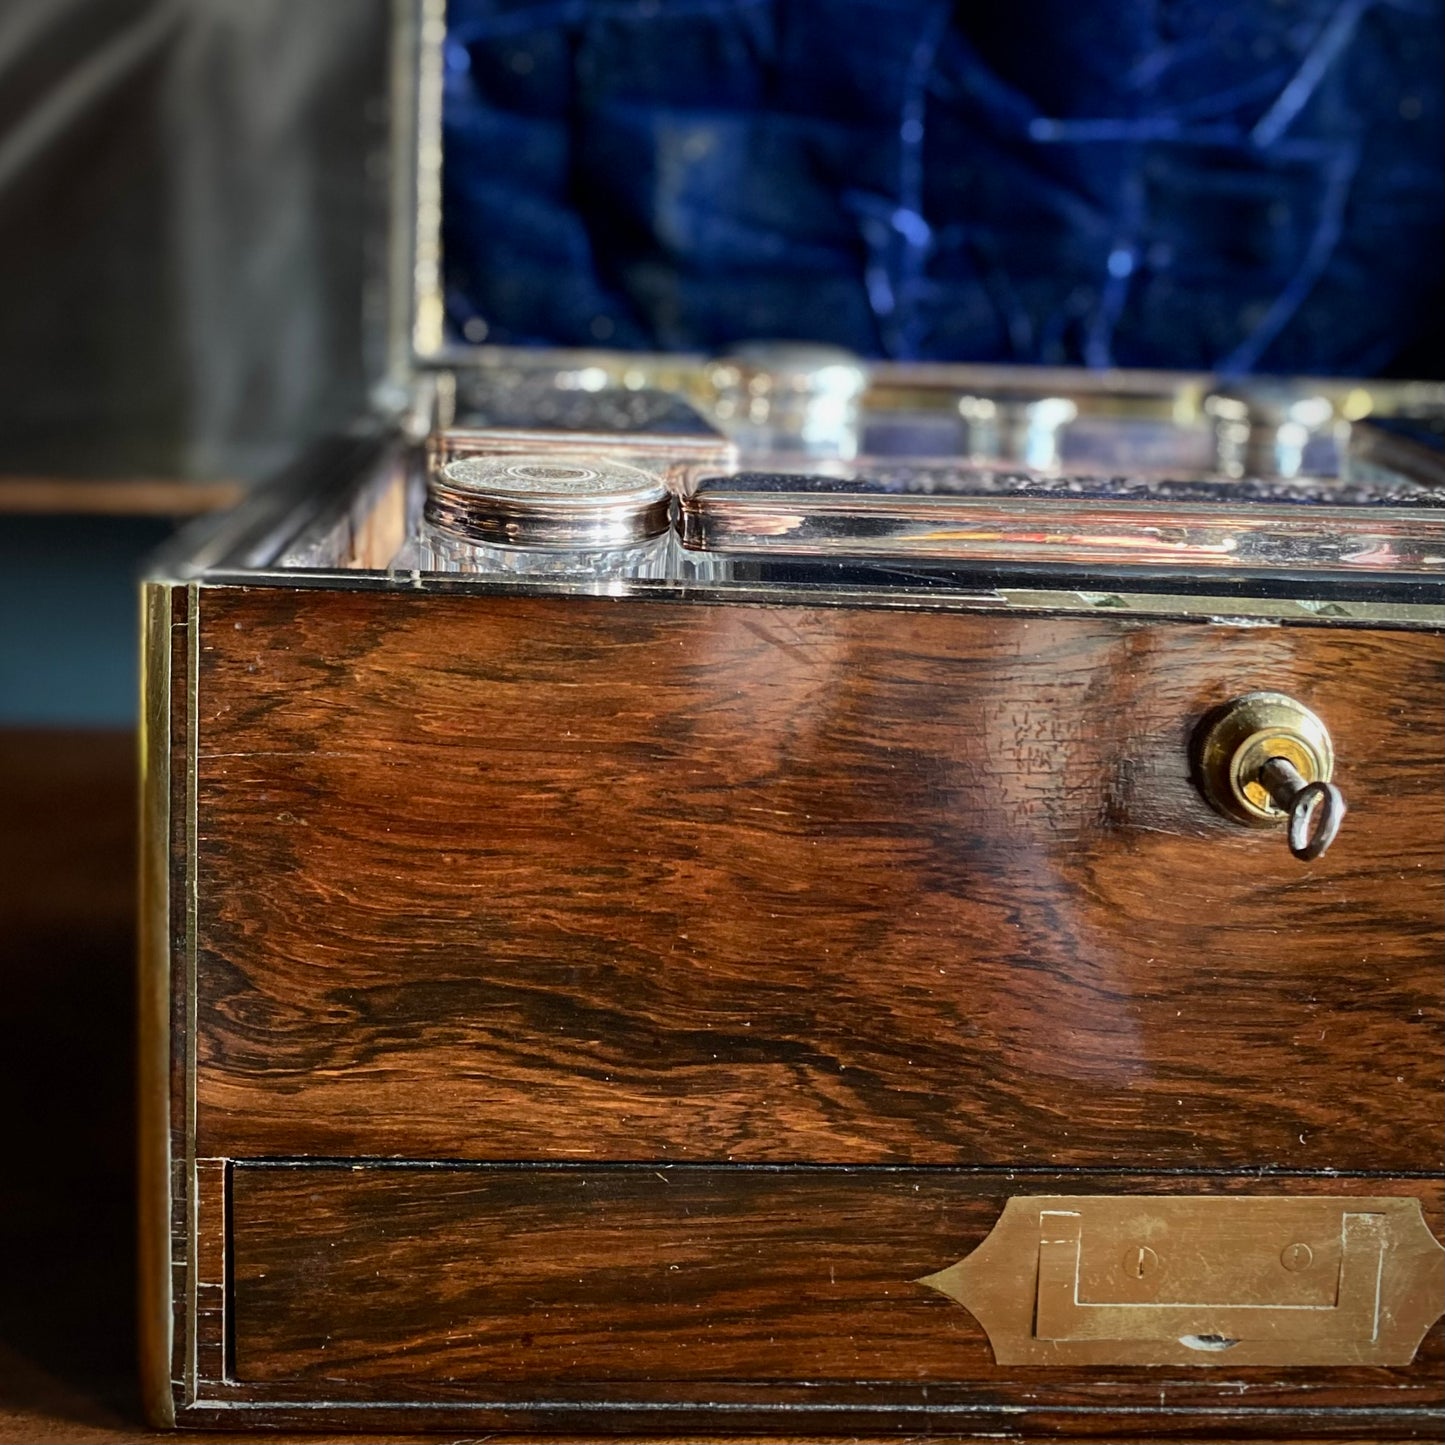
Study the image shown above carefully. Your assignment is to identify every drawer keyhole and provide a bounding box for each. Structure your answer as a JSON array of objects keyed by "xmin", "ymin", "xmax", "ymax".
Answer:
[{"xmin": 1194, "ymin": 691, "xmax": 1346, "ymax": 862}]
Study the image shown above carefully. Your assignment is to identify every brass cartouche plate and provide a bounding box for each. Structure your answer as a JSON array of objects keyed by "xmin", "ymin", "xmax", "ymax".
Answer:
[{"xmin": 919, "ymin": 1195, "xmax": 1445, "ymax": 1368}]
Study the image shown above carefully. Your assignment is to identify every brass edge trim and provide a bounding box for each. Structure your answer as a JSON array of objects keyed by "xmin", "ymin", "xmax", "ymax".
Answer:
[
  {"xmin": 174, "ymin": 562, "xmax": 1445, "ymax": 631},
  {"xmin": 415, "ymin": 346, "xmax": 1445, "ymax": 425},
  {"xmin": 990, "ymin": 589, "xmax": 1445, "ymax": 629},
  {"xmin": 387, "ymin": 0, "xmax": 418, "ymax": 383},
  {"xmin": 137, "ymin": 582, "xmax": 175, "ymax": 1427},
  {"xmin": 409, "ymin": 0, "xmax": 447, "ymax": 364},
  {"xmin": 384, "ymin": 0, "xmax": 413, "ymax": 391},
  {"xmin": 185, "ymin": 581, "xmax": 201, "ymax": 1402}
]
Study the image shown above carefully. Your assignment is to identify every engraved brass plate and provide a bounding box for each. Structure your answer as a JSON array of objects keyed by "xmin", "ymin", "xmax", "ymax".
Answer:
[{"xmin": 919, "ymin": 1195, "xmax": 1445, "ymax": 1367}]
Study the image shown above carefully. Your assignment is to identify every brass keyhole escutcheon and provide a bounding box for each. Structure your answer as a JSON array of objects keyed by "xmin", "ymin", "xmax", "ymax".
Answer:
[{"xmin": 1194, "ymin": 692, "xmax": 1345, "ymax": 861}]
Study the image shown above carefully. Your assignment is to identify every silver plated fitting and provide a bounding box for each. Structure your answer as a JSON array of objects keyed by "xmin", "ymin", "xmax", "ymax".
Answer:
[
  {"xmin": 705, "ymin": 342, "xmax": 868, "ymax": 459},
  {"xmin": 1204, "ymin": 387, "xmax": 1338, "ymax": 479},
  {"xmin": 958, "ymin": 394, "xmax": 1079, "ymax": 469}
]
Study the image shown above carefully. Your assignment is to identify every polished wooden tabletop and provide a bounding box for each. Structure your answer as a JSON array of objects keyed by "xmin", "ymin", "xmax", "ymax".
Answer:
[{"xmin": 0, "ymin": 730, "xmax": 446, "ymax": 1444}]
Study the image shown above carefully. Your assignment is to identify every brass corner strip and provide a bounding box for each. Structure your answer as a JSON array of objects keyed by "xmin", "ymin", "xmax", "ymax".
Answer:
[{"xmin": 137, "ymin": 581, "xmax": 175, "ymax": 1427}]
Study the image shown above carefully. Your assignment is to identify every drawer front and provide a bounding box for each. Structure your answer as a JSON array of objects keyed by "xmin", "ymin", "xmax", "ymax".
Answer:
[
  {"xmin": 208, "ymin": 1166, "xmax": 1444, "ymax": 1428},
  {"xmin": 190, "ymin": 588, "xmax": 1443, "ymax": 1169}
]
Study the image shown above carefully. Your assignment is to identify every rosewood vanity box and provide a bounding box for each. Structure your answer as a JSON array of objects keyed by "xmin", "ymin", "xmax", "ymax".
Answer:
[{"xmin": 140, "ymin": 0, "xmax": 1444, "ymax": 1436}]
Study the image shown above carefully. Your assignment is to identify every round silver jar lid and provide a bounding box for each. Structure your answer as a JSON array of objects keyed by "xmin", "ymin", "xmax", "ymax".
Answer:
[{"xmin": 427, "ymin": 456, "xmax": 671, "ymax": 548}]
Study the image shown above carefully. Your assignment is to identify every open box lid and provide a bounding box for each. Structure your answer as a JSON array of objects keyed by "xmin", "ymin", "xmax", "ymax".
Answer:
[{"xmin": 387, "ymin": 0, "xmax": 1442, "ymax": 394}]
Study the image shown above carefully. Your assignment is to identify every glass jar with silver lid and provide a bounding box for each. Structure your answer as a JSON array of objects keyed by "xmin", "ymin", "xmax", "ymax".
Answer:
[{"xmin": 421, "ymin": 455, "xmax": 683, "ymax": 581}]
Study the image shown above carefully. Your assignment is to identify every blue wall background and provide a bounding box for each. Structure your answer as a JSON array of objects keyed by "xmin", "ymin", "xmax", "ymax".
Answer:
[{"xmin": 0, "ymin": 518, "xmax": 173, "ymax": 726}]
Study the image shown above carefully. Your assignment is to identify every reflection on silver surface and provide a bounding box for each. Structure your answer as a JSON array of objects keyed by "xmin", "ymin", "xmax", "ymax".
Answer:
[
  {"xmin": 431, "ymin": 375, "xmax": 735, "ymax": 476},
  {"xmin": 677, "ymin": 464, "xmax": 1445, "ymax": 575},
  {"xmin": 1344, "ymin": 417, "xmax": 1445, "ymax": 489},
  {"xmin": 676, "ymin": 458, "xmax": 1445, "ymax": 506}
]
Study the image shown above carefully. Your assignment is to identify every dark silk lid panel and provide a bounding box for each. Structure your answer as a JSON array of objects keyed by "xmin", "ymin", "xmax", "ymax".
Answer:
[{"xmin": 441, "ymin": 0, "xmax": 1443, "ymax": 374}]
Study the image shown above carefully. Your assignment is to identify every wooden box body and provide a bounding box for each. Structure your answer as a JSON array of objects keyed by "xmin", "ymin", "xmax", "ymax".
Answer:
[
  {"xmin": 141, "ymin": 461, "xmax": 1445, "ymax": 1432},
  {"xmin": 139, "ymin": 5, "xmax": 1444, "ymax": 1431}
]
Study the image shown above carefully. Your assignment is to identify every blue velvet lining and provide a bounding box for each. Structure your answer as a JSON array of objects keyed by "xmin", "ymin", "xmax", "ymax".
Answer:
[{"xmin": 441, "ymin": 0, "xmax": 1442, "ymax": 373}]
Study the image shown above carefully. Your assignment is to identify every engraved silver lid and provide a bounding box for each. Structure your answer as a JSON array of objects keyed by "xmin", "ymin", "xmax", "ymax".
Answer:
[{"xmin": 427, "ymin": 456, "xmax": 672, "ymax": 548}]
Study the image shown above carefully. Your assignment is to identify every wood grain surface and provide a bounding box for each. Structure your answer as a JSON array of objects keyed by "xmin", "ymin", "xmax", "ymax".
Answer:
[
  {"xmin": 187, "ymin": 588, "xmax": 1444, "ymax": 1169},
  {"xmin": 0, "ymin": 736, "xmax": 1137, "ymax": 1445},
  {"xmin": 226, "ymin": 1165, "xmax": 1445, "ymax": 1414}
]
